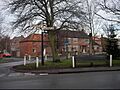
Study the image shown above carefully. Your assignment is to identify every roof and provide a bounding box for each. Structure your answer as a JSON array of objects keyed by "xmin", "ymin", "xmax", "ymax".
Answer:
[
  {"xmin": 57, "ymin": 30, "xmax": 89, "ymax": 39},
  {"xmin": 11, "ymin": 36, "xmax": 24, "ymax": 42}
]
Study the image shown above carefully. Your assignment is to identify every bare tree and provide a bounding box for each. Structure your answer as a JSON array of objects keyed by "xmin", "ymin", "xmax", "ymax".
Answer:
[
  {"xmin": 0, "ymin": 12, "xmax": 4, "ymax": 36},
  {"xmin": 0, "ymin": 35, "xmax": 11, "ymax": 53},
  {"xmin": 80, "ymin": 0, "xmax": 100, "ymax": 54},
  {"xmin": 96, "ymin": 0, "xmax": 120, "ymax": 23},
  {"xmin": 8, "ymin": 0, "xmax": 86, "ymax": 62}
]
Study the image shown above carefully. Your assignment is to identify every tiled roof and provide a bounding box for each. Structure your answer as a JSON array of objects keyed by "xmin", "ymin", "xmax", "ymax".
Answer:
[{"xmin": 57, "ymin": 30, "xmax": 89, "ymax": 38}]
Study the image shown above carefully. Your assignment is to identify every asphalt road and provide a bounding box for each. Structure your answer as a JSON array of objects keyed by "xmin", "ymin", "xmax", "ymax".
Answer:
[
  {"xmin": 1, "ymin": 58, "xmax": 120, "ymax": 89},
  {"xmin": 0, "ymin": 71, "xmax": 120, "ymax": 89}
]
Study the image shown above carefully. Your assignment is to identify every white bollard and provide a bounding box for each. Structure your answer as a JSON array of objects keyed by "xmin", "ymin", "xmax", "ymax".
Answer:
[
  {"xmin": 24, "ymin": 56, "xmax": 26, "ymax": 66},
  {"xmin": 36, "ymin": 57, "xmax": 39, "ymax": 68},
  {"xmin": 28, "ymin": 55, "xmax": 31, "ymax": 61},
  {"xmin": 110, "ymin": 55, "xmax": 112, "ymax": 67},
  {"xmin": 72, "ymin": 56, "xmax": 75, "ymax": 68}
]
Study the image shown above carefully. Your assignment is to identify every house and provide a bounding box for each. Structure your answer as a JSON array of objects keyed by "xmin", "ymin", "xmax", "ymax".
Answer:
[
  {"xmin": 19, "ymin": 34, "xmax": 50, "ymax": 57},
  {"xmin": 57, "ymin": 30, "xmax": 90, "ymax": 55},
  {"xmin": 92, "ymin": 36, "xmax": 103, "ymax": 54},
  {"xmin": 19, "ymin": 30, "xmax": 90, "ymax": 57},
  {"xmin": 18, "ymin": 30, "xmax": 103, "ymax": 57},
  {"xmin": 10, "ymin": 36, "xmax": 24, "ymax": 57}
]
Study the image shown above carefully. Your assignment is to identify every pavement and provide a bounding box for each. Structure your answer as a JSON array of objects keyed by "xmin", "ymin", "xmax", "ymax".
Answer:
[{"xmin": 12, "ymin": 66, "xmax": 120, "ymax": 74}]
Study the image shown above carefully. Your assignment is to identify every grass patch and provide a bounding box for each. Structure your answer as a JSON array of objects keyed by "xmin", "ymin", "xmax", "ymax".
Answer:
[
  {"xmin": 13, "ymin": 59, "xmax": 120, "ymax": 70},
  {"xmin": 113, "ymin": 60, "xmax": 120, "ymax": 66},
  {"xmin": 14, "ymin": 59, "xmax": 73, "ymax": 70}
]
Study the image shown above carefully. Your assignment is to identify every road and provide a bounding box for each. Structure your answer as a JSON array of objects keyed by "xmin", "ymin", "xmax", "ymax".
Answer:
[{"xmin": 0, "ymin": 58, "xmax": 120, "ymax": 89}]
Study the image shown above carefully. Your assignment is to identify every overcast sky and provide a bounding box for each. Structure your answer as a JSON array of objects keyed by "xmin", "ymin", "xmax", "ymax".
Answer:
[{"xmin": 0, "ymin": 0, "xmax": 120, "ymax": 38}]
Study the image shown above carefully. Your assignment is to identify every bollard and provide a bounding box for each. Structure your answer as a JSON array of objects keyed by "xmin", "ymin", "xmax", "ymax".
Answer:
[
  {"xmin": 72, "ymin": 56, "xmax": 75, "ymax": 68},
  {"xmin": 110, "ymin": 55, "xmax": 112, "ymax": 67},
  {"xmin": 36, "ymin": 57, "xmax": 39, "ymax": 68},
  {"xmin": 28, "ymin": 55, "xmax": 31, "ymax": 61},
  {"xmin": 24, "ymin": 56, "xmax": 26, "ymax": 66}
]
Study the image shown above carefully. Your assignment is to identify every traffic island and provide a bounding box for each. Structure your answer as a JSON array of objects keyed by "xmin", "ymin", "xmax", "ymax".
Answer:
[{"xmin": 11, "ymin": 59, "xmax": 120, "ymax": 74}]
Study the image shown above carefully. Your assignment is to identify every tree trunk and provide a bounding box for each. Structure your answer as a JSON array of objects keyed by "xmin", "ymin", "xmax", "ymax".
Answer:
[{"xmin": 48, "ymin": 31, "xmax": 60, "ymax": 62}]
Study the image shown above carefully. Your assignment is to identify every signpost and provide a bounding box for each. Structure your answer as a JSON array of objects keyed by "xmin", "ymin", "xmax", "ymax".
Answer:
[{"xmin": 32, "ymin": 24, "xmax": 54, "ymax": 66}]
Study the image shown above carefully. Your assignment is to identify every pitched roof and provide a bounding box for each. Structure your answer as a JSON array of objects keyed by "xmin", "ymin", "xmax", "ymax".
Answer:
[{"xmin": 57, "ymin": 30, "xmax": 89, "ymax": 38}]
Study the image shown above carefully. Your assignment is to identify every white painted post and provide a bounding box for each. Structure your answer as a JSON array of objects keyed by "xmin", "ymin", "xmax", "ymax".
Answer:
[
  {"xmin": 28, "ymin": 55, "xmax": 31, "ymax": 61},
  {"xmin": 43, "ymin": 49, "xmax": 46, "ymax": 56},
  {"xmin": 36, "ymin": 57, "xmax": 39, "ymax": 68},
  {"xmin": 72, "ymin": 56, "xmax": 75, "ymax": 68},
  {"xmin": 110, "ymin": 55, "xmax": 112, "ymax": 67},
  {"xmin": 24, "ymin": 56, "xmax": 26, "ymax": 66}
]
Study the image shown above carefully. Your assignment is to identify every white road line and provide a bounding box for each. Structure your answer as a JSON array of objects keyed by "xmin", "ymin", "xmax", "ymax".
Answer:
[
  {"xmin": 8, "ymin": 73, "xmax": 23, "ymax": 77},
  {"xmin": 24, "ymin": 73, "xmax": 35, "ymax": 76},
  {"xmin": 40, "ymin": 73, "xmax": 48, "ymax": 76}
]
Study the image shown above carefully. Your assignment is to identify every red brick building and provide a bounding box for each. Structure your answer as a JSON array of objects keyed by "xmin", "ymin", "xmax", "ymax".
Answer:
[
  {"xmin": 15, "ymin": 30, "xmax": 103, "ymax": 57},
  {"xmin": 10, "ymin": 36, "xmax": 24, "ymax": 57},
  {"xmin": 19, "ymin": 34, "xmax": 50, "ymax": 57}
]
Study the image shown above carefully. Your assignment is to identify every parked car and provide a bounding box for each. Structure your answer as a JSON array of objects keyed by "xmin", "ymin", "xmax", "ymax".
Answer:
[
  {"xmin": 1, "ymin": 53, "xmax": 12, "ymax": 57},
  {"xmin": 3, "ymin": 53, "xmax": 12, "ymax": 57},
  {"xmin": 0, "ymin": 54, "xmax": 3, "ymax": 58}
]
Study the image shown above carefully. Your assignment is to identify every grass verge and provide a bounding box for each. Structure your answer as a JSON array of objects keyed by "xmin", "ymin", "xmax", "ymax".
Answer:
[{"xmin": 13, "ymin": 59, "xmax": 120, "ymax": 70}]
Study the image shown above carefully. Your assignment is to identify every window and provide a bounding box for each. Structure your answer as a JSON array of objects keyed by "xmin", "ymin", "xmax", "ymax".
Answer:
[
  {"xmin": 33, "ymin": 49, "xmax": 36, "ymax": 53},
  {"xmin": 73, "ymin": 38, "xmax": 78, "ymax": 42},
  {"xmin": 84, "ymin": 39, "xmax": 89, "ymax": 44}
]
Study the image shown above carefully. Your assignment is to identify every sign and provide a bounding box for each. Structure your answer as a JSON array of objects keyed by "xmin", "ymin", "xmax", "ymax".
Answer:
[{"xmin": 64, "ymin": 39, "xmax": 69, "ymax": 45}]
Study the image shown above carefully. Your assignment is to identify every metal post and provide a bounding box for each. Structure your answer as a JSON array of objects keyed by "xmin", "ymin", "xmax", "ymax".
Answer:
[
  {"xmin": 41, "ymin": 31, "xmax": 44, "ymax": 65},
  {"xmin": 110, "ymin": 55, "xmax": 112, "ymax": 67}
]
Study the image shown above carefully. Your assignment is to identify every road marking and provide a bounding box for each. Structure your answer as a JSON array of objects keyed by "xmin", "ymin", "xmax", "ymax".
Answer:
[
  {"xmin": 8, "ymin": 73, "xmax": 23, "ymax": 77},
  {"xmin": 0, "ymin": 74, "xmax": 5, "ymax": 77},
  {"xmin": 24, "ymin": 73, "xmax": 35, "ymax": 76},
  {"xmin": 40, "ymin": 73, "xmax": 48, "ymax": 76}
]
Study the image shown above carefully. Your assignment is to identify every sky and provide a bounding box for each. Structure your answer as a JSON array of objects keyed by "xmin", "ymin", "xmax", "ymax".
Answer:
[{"xmin": 0, "ymin": 0, "xmax": 120, "ymax": 39}]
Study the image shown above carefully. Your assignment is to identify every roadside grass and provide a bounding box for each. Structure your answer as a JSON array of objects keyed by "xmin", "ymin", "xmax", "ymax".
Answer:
[
  {"xmin": 0, "ymin": 58, "xmax": 7, "ymax": 63},
  {"xmin": 13, "ymin": 59, "xmax": 120, "ymax": 70},
  {"xmin": 13, "ymin": 59, "xmax": 73, "ymax": 70}
]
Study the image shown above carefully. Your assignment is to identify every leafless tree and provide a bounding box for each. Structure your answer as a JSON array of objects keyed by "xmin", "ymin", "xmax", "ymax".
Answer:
[
  {"xmin": 0, "ymin": 35, "xmax": 11, "ymax": 53},
  {"xmin": 80, "ymin": 0, "xmax": 100, "ymax": 54},
  {"xmin": 8, "ymin": 0, "xmax": 86, "ymax": 62},
  {"xmin": 96, "ymin": 0, "xmax": 120, "ymax": 23},
  {"xmin": 0, "ymin": 12, "xmax": 4, "ymax": 36}
]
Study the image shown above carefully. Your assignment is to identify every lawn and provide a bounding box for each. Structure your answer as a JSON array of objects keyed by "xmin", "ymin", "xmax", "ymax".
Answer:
[{"xmin": 13, "ymin": 59, "xmax": 120, "ymax": 70}]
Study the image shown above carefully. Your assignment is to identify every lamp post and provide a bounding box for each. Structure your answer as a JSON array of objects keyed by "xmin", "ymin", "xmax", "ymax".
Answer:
[{"xmin": 41, "ymin": 30, "xmax": 44, "ymax": 65}]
